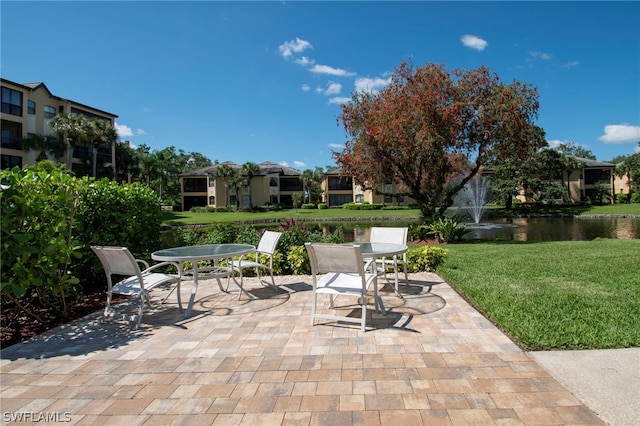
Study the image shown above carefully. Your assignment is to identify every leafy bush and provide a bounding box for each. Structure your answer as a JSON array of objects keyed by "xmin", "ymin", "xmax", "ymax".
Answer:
[
  {"xmin": 427, "ymin": 216, "xmax": 470, "ymax": 243},
  {"xmin": 286, "ymin": 245, "xmax": 311, "ymax": 275},
  {"xmin": 1, "ymin": 163, "xmax": 83, "ymax": 320},
  {"xmin": 343, "ymin": 202, "xmax": 384, "ymax": 210},
  {"xmin": 302, "ymin": 203, "xmax": 316, "ymax": 209},
  {"xmin": 234, "ymin": 225, "xmax": 261, "ymax": 246},
  {"xmin": 616, "ymin": 193, "xmax": 630, "ymax": 204},
  {"xmin": 381, "ymin": 205, "xmax": 410, "ymax": 210},
  {"xmin": 200, "ymin": 223, "xmax": 238, "ymax": 244},
  {"xmin": 74, "ymin": 179, "xmax": 164, "ymax": 292},
  {"xmin": 631, "ymin": 192, "xmax": 640, "ymax": 204},
  {"xmin": 317, "ymin": 203, "xmax": 328, "ymax": 209},
  {"xmin": 407, "ymin": 246, "xmax": 448, "ymax": 272}
]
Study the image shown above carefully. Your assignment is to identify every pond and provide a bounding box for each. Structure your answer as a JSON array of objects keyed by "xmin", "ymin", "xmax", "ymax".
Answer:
[
  {"xmin": 162, "ymin": 216, "xmax": 640, "ymax": 246},
  {"xmin": 300, "ymin": 216, "xmax": 640, "ymax": 242}
]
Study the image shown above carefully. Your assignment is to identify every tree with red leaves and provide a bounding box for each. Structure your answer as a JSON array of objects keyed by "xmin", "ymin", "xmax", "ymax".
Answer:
[{"xmin": 335, "ymin": 60, "xmax": 546, "ymax": 219}]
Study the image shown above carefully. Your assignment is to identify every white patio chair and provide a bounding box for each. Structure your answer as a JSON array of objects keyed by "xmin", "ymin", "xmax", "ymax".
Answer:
[
  {"xmin": 305, "ymin": 243, "xmax": 379, "ymax": 332},
  {"xmin": 368, "ymin": 227, "xmax": 409, "ymax": 295},
  {"xmin": 227, "ymin": 230, "xmax": 282, "ymax": 300},
  {"xmin": 91, "ymin": 246, "xmax": 181, "ymax": 328}
]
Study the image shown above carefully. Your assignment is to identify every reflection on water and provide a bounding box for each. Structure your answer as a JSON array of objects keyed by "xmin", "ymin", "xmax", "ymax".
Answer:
[
  {"xmin": 463, "ymin": 217, "xmax": 640, "ymax": 241},
  {"xmin": 163, "ymin": 217, "xmax": 640, "ymax": 246}
]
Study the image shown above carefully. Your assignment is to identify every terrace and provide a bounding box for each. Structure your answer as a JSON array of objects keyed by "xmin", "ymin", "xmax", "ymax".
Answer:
[{"xmin": 0, "ymin": 273, "xmax": 605, "ymax": 425}]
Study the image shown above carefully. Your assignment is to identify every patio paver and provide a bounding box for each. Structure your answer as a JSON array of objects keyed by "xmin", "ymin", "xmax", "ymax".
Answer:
[{"xmin": 0, "ymin": 273, "xmax": 605, "ymax": 425}]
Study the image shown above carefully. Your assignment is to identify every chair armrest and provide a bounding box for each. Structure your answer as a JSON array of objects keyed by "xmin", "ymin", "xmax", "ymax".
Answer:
[
  {"xmin": 143, "ymin": 261, "xmax": 181, "ymax": 275},
  {"xmin": 136, "ymin": 259, "xmax": 150, "ymax": 270}
]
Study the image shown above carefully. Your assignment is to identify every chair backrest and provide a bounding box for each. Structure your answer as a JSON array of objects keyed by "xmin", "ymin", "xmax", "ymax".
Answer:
[
  {"xmin": 91, "ymin": 246, "xmax": 142, "ymax": 277},
  {"xmin": 305, "ymin": 243, "xmax": 365, "ymax": 275},
  {"xmin": 370, "ymin": 227, "xmax": 408, "ymax": 245},
  {"xmin": 257, "ymin": 230, "xmax": 282, "ymax": 254}
]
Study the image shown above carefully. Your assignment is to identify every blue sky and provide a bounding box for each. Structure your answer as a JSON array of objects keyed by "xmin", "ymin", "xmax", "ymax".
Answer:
[{"xmin": 2, "ymin": 1, "xmax": 639, "ymax": 170}]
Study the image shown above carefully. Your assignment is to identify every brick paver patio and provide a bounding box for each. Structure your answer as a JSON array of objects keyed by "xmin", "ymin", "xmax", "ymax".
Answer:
[{"xmin": 0, "ymin": 273, "xmax": 605, "ymax": 425}]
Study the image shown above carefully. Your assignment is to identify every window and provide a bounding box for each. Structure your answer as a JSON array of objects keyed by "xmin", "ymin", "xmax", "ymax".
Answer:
[
  {"xmin": 328, "ymin": 176, "xmax": 352, "ymax": 190},
  {"xmin": 28, "ymin": 101, "xmax": 36, "ymax": 115},
  {"xmin": 384, "ymin": 195, "xmax": 393, "ymax": 203},
  {"xmin": 269, "ymin": 177, "xmax": 278, "ymax": 187},
  {"xmin": 355, "ymin": 194, "xmax": 364, "ymax": 203},
  {"xmin": 242, "ymin": 195, "xmax": 250, "ymax": 207},
  {"xmin": 1, "ymin": 121, "xmax": 22, "ymax": 149},
  {"xmin": 1, "ymin": 154, "xmax": 22, "ymax": 170},
  {"xmin": 209, "ymin": 196, "xmax": 215, "ymax": 205},
  {"xmin": 183, "ymin": 177, "xmax": 207, "ymax": 193},
  {"xmin": 1, "ymin": 87, "xmax": 23, "ymax": 116},
  {"xmin": 397, "ymin": 195, "xmax": 404, "ymax": 204},
  {"xmin": 209, "ymin": 176, "xmax": 215, "ymax": 187},
  {"xmin": 329, "ymin": 194, "xmax": 352, "ymax": 206},
  {"xmin": 44, "ymin": 106, "xmax": 56, "ymax": 119},
  {"xmin": 73, "ymin": 145, "xmax": 91, "ymax": 160}
]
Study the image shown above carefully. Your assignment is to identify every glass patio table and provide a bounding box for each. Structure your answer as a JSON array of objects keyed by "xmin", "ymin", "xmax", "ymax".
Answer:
[{"xmin": 152, "ymin": 244, "xmax": 255, "ymax": 318}]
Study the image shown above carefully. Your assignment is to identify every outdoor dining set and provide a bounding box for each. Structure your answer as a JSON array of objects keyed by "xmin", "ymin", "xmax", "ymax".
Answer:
[{"xmin": 90, "ymin": 227, "xmax": 409, "ymax": 332}]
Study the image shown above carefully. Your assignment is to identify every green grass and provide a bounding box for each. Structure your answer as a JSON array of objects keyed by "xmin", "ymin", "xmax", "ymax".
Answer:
[
  {"xmin": 162, "ymin": 208, "xmax": 422, "ymax": 226},
  {"xmin": 162, "ymin": 204, "xmax": 640, "ymax": 227},
  {"xmin": 438, "ymin": 239, "xmax": 640, "ymax": 350}
]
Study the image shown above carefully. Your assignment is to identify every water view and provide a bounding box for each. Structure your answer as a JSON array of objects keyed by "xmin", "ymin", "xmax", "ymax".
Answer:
[{"xmin": 306, "ymin": 216, "xmax": 640, "ymax": 242}]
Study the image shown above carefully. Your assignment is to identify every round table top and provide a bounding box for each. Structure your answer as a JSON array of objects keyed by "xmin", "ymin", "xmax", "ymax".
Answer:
[
  {"xmin": 152, "ymin": 244, "xmax": 255, "ymax": 262},
  {"xmin": 342, "ymin": 242, "xmax": 407, "ymax": 257}
]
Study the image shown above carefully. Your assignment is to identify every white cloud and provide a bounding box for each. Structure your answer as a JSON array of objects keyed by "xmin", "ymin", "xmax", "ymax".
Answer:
[
  {"xmin": 461, "ymin": 34, "xmax": 488, "ymax": 51},
  {"xmin": 597, "ymin": 124, "xmax": 640, "ymax": 143},
  {"xmin": 135, "ymin": 128, "xmax": 146, "ymax": 135},
  {"xmin": 329, "ymin": 143, "xmax": 344, "ymax": 149},
  {"xmin": 278, "ymin": 38, "xmax": 313, "ymax": 59},
  {"xmin": 546, "ymin": 139, "xmax": 566, "ymax": 149},
  {"xmin": 328, "ymin": 96, "xmax": 351, "ymax": 105},
  {"xmin": 323, "ymin": 82, "xmax": 342, "ymax": 96},
  {"xmin": 279, "ymin": 161, "xmax": 290, "ymax": 167},
  {"xmin": 141, "ymin": 107, "xmax": 151, "ymax": 113},
  {"xmin": 527, "ymin": 51, "xmax": 553, "ymax": 61},
  {"xmin": 293, "ymin": 160, "xmax": 306, "ymax": 168},
  {"xmin": 355, "ymin": 76, "xmax": 391, "ymax": 94},
  {"xmin": 114, "ymin": 123, "xmax": 133, "ymax": 137},
  {"xmin": 636, "ymin": 144, "xmax": 640, "ymax": 153},
  {"xmin": 301, "ymin": 84, "xmax": 311, "ymax": 91},
  {"xmin": 562, "ymin": 60, "xmax": 580, "ymax": 68},
  {"xmin": 294, "ymin": 56, "xmax": 314, "ymax": 66},
  {"xmin": 309, "ymin": 64, "xmax": 356, "ymax": 77}
]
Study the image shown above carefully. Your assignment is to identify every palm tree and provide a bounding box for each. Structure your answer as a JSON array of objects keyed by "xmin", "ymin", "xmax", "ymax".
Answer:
[
  {"xmin": 87, "ymin": 119, "xmax": 118, "ymax": 178},
  {"xmin": 20, "ymin": 134, "xmax": 66, "ymax": 162},
  {"xmin": 299, "ymin": 169, "xmax": 315, "ymax": 204},
  {"xmin": 227, "ymin": 173, "xmax": 247, "ymax": 211},
  {"xmin": 241, "ymin": 161, "xmax": 260, "ymax": 211},
  {"xmin": 215, "ymin": 163, "xmax": 235, "ymax": 207},
  {"xmin": 49, "ymin": 113, "xmax": 90, "ymax": 170}
]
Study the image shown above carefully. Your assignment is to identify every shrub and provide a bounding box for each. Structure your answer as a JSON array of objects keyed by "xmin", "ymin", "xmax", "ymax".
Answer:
[
  {"xmin": 74, "ymin": 179, "xmax": 164, "ymax": 292},
  {"xmin": 234, "ymin": 225, "xmax": 261, "ymax": 246},
  {"xmin": 1, "ymin": 164, "xmax": 83, "ymax": 320},
  {"xmin": 201, "ymin": 223, "xmax": 237, "ymax": 244},
  {"xmin": 427, "ymin": 216, "xmax": 470, "ymax": 243},
  {"xmin": 615, "ymin": 193, "xmax": 629, "ymax": 204},
  {"xmin": 343, "ymin": 202, "xmax": 384, "ymax": 210},
  {"xmin": 407, "ymin": 246, "xmax": 448, "ymax": 272},
  {"xmin": 317, "ymin": 203, "xmax": 328, "ymax": 209},
  {"xmin": 286, "ymin": 245, "xmax": 311, "ymax": 275},
  {"xmin": 631, "ymin": 192, "xmax": 640, "ymax": 204},
  {"xmin": 302, "ymin": 203, "xmax": 316, "ymax": 209},
  {"xmin": 381, "ymin": 205, "xmax": 409, "ymax": 210}
]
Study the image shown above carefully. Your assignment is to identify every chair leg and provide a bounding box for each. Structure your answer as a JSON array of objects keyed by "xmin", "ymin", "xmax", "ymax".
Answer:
[
  {"xmin": 360, "ymin": 297, "xmax": 367, "ymax": 332},
  {"xmin": 310, "ymin": 292, "xmax": 317, "ymax": 326}
]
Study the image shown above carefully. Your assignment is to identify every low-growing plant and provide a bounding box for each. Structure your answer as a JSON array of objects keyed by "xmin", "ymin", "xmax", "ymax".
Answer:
[
  {"xmin": 615, "ymin": 193, "xmax": 629, "ymax": 204},
  {"xmin": 631, "ymin": 192, "xmax": 640, "ymax": 203},
  {"xmin": 302, "ymin": 203, "xmax": 316, "ymax": 209},
  {"xmin": 407, "ymin": 246, "xmax": 448, "ymax": 272},
  {"xmin": 286, "ymin": 245, "xmax": 311, "ymax": 275},
  {"xmin": 317, "ymin": 203, "xmax": 328, "ymax": 209},
  {"xmin": 428, "ymin": 216, "xmax": 470, "ymax": 243}
]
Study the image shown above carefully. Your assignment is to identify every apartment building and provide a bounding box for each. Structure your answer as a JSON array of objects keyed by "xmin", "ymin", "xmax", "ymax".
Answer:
[
  {"xmin": 1, "ymin": 78, "xmax": 118, "ymax": 175},
  {"xmin": 180, "ymin": 161, "xmax": 303, "ymax": 211}
]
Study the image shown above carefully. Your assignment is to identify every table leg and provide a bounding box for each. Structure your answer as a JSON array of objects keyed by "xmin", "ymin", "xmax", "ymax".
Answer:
[
  {"xmin": 373, "ymin": 275, "xmax": 386, "ymax": 315},
  {"xmin": 184, "ymin": 264, "xmax": 199, "ymax": 318}
]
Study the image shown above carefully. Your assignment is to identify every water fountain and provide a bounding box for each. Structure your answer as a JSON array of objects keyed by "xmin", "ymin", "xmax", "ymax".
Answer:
[{"xmin": 459, "ymin": 176, "xmax": 491, "ymax": 224}]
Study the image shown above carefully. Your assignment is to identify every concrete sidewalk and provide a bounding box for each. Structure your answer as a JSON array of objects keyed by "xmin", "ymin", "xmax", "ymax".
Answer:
[
  {"xmin": 529, "ymin": 348, "xmax": 640, "ymax": 426},
  {"xmin": 0, "ymin": 273, "xmax": 632, "ymax": 425}
]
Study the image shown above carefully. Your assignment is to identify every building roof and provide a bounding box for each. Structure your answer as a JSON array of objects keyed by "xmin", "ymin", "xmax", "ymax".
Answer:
[
  {"xmin": 1, "ymin": 78, "xmax": 118, "ymax": 119},
  {"xmin": 181, "ymin": 161, "xmax": 301, "ymax": 177},
  {"xmin": 572, "ymin": 156, "xmax": 615, "ymax": 168}
]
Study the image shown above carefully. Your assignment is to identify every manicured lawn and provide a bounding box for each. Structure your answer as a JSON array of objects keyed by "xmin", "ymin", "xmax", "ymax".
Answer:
[
  {"xmin": 162, "ymin": 203, "xmax": 640, "ymax": 227},
  {"xmin": 437, "ymin": 239, "xmax": 640, "ymax": 350}
]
